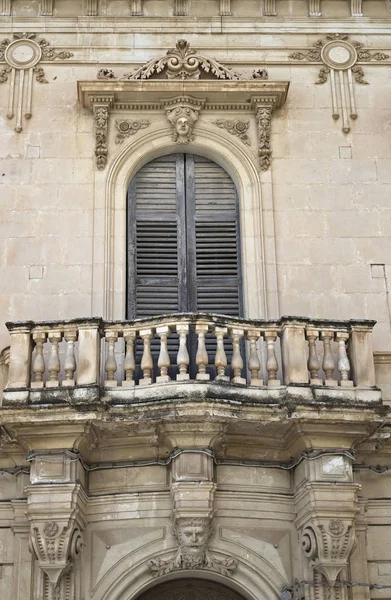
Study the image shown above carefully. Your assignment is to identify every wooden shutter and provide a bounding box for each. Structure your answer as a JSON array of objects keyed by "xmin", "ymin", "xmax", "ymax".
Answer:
[
  {"xmin": 127, "ymin": 154, "xmax": 242, "ymax": 319},
  {"xmin": 186, "ymin": 155, "xmax": 242, "ymax": 316},
  {"xmin": 127, "ymin": 155, "xmax": 186, "ymax": 318}
]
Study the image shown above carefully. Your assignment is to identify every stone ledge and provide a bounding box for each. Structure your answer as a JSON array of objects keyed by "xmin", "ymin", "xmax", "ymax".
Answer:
[{"xmin": 1, "ymin": 380, "xmax": 382, "ymax": 409}]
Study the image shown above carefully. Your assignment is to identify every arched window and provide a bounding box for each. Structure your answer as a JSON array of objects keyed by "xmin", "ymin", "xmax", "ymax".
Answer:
[{"xmin": 127, "ymin": 153, "xmax": 243, "ymax": 319}]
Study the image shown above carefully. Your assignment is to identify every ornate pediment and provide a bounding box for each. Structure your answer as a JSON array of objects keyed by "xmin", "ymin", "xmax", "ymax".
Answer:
[{"xmin": 98, "ymin": 39, "xmax": 242, "ymax": 82}]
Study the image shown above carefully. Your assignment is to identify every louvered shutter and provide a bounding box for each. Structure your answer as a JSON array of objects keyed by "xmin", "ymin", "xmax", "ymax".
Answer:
[
  {"xmin": 186, "ymin": 155, "xmax": 242, "ymax": 316},
  {"xmin": 127, "ymin": 155, "xmax": 186, "ymax": 318},
  {"xmin": 127, "ymin": 154, "xmax": 242, "ymax": 319}
]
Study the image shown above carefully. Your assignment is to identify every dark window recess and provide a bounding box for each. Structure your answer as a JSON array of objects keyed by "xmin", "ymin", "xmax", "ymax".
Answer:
[{"xmin": 127, "ymin": 153, "xmax": 243, "ymax": 380}]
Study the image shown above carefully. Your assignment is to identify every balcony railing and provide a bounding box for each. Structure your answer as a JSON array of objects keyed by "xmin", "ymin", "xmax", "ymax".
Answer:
[{"xmin": 3, "ymin": 314, "xmax": 379, "ymax": 405}]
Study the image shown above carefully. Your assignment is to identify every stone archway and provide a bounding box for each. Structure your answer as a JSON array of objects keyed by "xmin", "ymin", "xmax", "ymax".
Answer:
[{"xmin": 134, "ymin": 578, "xmax": 248, "ymax": 600}]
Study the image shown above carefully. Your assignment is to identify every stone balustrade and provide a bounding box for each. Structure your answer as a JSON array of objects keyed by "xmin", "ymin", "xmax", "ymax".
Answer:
[{"xmin": 3, "ymin": 315, "xmax": 378, "ymax": 404}]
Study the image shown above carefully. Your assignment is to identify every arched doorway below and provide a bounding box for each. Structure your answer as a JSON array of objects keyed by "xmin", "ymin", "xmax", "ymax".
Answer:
[{"xmin": 134, "ymin": 578, "xmax": 249, "ymax": 600}]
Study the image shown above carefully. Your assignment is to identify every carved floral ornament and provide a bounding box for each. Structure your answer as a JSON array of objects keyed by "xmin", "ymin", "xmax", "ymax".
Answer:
[
  {"xmin": 77, "ymin": 40, "xmax": 288, "ymax": 170},
  {"xmin": 0, "ymin": 33, "xmax": 73, "ymax": 132},
  {"xmin": 289, "ymin": 33, "xmax": 390, "ymax": 133}
]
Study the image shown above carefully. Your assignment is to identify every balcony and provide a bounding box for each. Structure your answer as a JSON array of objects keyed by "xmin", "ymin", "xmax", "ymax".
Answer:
[{"xmin": 3, "ymin": 314, "xmax": 381, "ymax": 407}]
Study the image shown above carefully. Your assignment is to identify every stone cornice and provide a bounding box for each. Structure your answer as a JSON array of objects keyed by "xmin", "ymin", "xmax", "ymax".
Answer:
[{"xmin": 77, "ymin": 80, "xmax": 289, "ymax": 111}]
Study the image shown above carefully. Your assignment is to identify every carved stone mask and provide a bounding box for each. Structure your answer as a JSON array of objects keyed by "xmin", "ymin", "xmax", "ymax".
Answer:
[
  {"xmin": 175, "ymin": 518, "xmax": 210, "ymax": 567},
  {"xmin": 166, "ymin": 105, "xmax": 200, "ymax": 144}
]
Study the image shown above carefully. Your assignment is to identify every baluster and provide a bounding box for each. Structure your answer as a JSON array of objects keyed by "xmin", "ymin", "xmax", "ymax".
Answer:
[
  {"xmin": 306, "ymin": 327, "xmax": 322, "ymax": 385},
  {"xmin": 122, "ymin": 329, "xmax": 136, "ymax": 388},
  {"xmin": 230, "ymin": 328, "xmax": 246, "ymax": 385},
  {"xmin": 104, "ymin": 330, "xmax": 118, "ymax": 387},
  {"xmin": 196, "ymin": 322, "xmax": 210, "ymax": 381},
  {"xmin": 176, "ymin": 324, "xmax": 190, "ymax": 381},
  {"xmin": 321, "ymin": 330, "xmax": 337, "ymax": 386},
  {"xmin": 265, "ymin": 330, "xmax": 280, "ymax": 387},
  {"xmin": 46, "ymin": 330, "xmax": 62, "ymax": 387},
  {"xmin": 62, "ymin": 327, "xmax": 77, "ymax": 387},
  {"xmin": 31, "ymin": 331, "xmax": 46, "ymax": 388},
  {"xmin": 214, "ymin": 326, "xmax": 229, "ymax": 382},
  {"xmin": 140, "ymin": 329, "xmax": 153, "ymax": 385},
  {"xmin": 336, "ymin": 331, "xmax": 353, "ymax": 387},
  {"xmin": 247, "ymin": 329, "xmax": 263, "ymax": 386},
  {"xmin": 157, "ymin": 326, "xmax": 171, "ymax": 383}
]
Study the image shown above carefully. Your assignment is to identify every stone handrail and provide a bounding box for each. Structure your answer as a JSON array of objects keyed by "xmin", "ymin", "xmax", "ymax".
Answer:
[{"xmin": 4, "ymin": 315, "xmax": 377, "ymax": 395}]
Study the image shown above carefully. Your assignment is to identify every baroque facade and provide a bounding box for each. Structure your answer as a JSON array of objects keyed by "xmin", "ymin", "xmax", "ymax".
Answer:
[{"xmin": 1, "ymin": 2, "xmax": 391, "ymax": 600}]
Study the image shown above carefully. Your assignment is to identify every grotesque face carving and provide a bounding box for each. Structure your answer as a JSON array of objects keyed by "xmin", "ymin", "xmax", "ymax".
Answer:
[
  {"xmin": 166, "ymin": 105, "xmax": 200, "ymax": 144},
  {"xmin": 175, "ymin": 518, "xmax": 210, "ymax": 568}
]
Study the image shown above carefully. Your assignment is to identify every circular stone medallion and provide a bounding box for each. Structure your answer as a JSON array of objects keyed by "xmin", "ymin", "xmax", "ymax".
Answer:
[
  {"xmin": 5, "ymin": 39, "xmax": 42, "ymax": 69},
  {"xmin": 321, "ymin": 40, "xmax": 357, "ymax": 70}
]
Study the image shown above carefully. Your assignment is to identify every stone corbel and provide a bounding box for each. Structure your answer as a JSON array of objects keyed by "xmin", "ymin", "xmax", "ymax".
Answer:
[
  {"xmin": 29, "ymin": 518, "xmax": 83, "ymax": 587},
  {"xmin": 252, "ymin": 100, "xmax": 273, "ymax": 171},
  {"xmin": 27, "ymin": 482, "xmax": 85, "ymax": 591},
  {"xmin": 301, "ymin": 518, "xmax": 356, "ymax": 586},
  {"xmin": 91, "ymin": 95, "xmax": 114, "ymax": 170}
]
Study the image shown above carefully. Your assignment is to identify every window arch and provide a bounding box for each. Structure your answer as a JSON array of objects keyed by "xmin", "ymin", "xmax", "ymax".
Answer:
[{"xmin": 126, "ymin": 153, "xmax": 243, "ymax": 319}]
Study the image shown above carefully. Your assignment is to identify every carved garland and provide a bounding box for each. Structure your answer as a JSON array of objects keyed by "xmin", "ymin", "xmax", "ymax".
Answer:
[
  {"xmin": 0, "ymin": 33, "xmax": 73, "ymax": 132},
  {"xmin": 289, "ymin": 33, "xmax": 389, "ymax": 132}
]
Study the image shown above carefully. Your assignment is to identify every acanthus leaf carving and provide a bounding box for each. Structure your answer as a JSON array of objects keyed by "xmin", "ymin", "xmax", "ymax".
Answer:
[
  {"xmin": 97, "ymin": 39, "xmax": 243, "ymax": 82},
  {"xmin": 149, "ymin": 517, "xmax": 238, "ymax": 578}
]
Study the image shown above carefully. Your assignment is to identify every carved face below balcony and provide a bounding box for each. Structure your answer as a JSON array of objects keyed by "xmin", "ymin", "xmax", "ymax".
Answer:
[{"xmin": 176, "ymin": 517, "xmax": 210, "ymax": 568}]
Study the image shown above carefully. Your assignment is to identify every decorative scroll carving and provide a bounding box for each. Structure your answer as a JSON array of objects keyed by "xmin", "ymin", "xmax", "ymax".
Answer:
[
  {"xmin": 289, "ymin": 34, "xmax": 389, "ymax": 132},
  {"xmin": 30, "ymin": 520, "xmax": 83, "ymax": 587},
  {"xmin": 97, "ymin": 39, "xmax": 242, "ymax": 81},
  {"xmin": 149, "ymin": 518, "xmax": 238, "ymax": 578},
  {"xmin": 252, "ymin": 67, "xmax": 268, "ymax": 80},
  {"xmin": 254, "ymin": 105, "xmax": 272, "ymax": 171},
  {"xmin": 164, "ymin": 97, "xmax": 204, "ymax": 144},
  {"xmin": 213, "ymin": 119, "xmax": 251, "ymax": 146},
  {"xmin": 115, "ymin": 119, "xmax": 150, "ymax": 144},
  {"xmin": 0, "ymin": 33, "xmax": 73, "ymax": 132},
  {"xmin": 93, "ymin": 102, "xmax": 110, "ymax": 169},
  {"xmin": 301, "ymin": 519, "xmax": 356, "ymax": 586}
]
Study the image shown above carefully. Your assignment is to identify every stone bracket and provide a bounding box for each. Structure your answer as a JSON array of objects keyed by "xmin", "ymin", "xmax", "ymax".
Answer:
[
  {"xmin": 91, "ymin": 95, "xmax": 114, "ymax": 170},
  {"xmin": 27, "ymin": 483, "xmax": 85, "ymax": 588}
]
